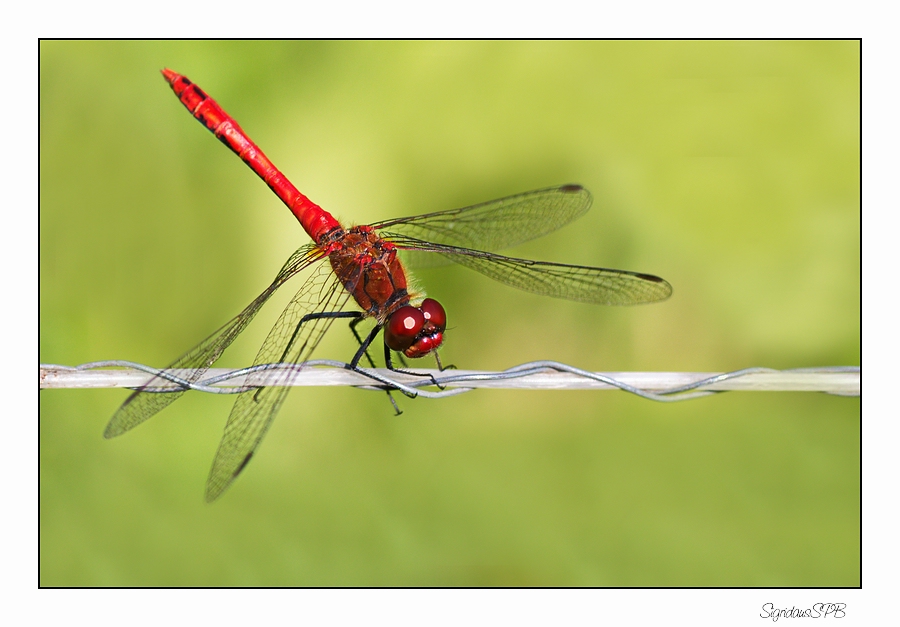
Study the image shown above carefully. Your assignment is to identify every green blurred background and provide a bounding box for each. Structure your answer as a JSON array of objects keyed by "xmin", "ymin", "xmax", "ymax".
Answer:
[{"xmin": 40, "ymin": 41, "xmax": 859, "ymax": 586}]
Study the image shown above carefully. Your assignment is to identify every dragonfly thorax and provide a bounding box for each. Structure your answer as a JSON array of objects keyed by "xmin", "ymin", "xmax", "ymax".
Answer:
[{"xmin": 327, "ymin": 225, "xmax": 410, "ymax": 319}]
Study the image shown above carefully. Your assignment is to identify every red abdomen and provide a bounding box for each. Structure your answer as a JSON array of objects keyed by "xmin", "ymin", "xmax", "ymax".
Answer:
[{"xmin": 161, "ymin": 69, "xmax": 341, "ymax": 244}]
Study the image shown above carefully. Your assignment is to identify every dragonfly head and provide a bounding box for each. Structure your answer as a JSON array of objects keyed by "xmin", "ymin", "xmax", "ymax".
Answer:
[{"xmin": 383, "ymin": 298, "xmax": 447, "ymax": 358}]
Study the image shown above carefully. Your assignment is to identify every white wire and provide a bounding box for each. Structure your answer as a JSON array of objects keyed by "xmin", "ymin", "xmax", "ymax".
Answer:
[{"xmin": 39, "ymin": 360, "xmax": 860, "ymax": 400}]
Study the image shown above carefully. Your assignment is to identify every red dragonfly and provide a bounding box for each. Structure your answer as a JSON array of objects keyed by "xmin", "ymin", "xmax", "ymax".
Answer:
[{"xmin": 105, "ymin": 69, "xmax": 672, "ymax": 502}]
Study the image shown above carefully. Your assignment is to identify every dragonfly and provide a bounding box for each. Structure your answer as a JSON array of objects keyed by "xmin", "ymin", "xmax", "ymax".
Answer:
[{"xmin": 105, "ymin": 69, "xmax": 673, "ymax": 502}]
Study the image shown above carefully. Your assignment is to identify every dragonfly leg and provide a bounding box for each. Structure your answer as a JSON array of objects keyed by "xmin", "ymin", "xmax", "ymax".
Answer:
[
  {"xmin": 340, "ymin": 323, "xmax": 403, "ymax": 413},
  {"xmin": 432, "ymin": 351, "xmax": 455, "ymax": 372},
  {"xmin": 348, "ymin": 322, "xmax": 383, "ymax": 369},
  {"xmin": 348, "ymin": 316, "xmax": 381, "ymax": 369},
  {"xmin": 277, "ymin": 310, "xmax": 362, "ymax": 365},
  {"xmin": 383, "ymin": 343, "xmax": 443, "ymax": 389},
  {"xmin": 252, "ymin": 310, "xmax": 363, "ymax": 402},
  {"xmin": 347, "ymin": 317, "xmax": 404, "ymax": 414},
  {"xmin": 392, "ymin": 350, "xmax": 450, "ymax": 389},
  {"xmin": 429, "ymin": 351, "xmax": 455, "ymax": 389}
]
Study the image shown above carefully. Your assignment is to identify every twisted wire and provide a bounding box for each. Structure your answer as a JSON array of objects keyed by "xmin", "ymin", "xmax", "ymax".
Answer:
[{"xmin": 39, "ymin": 361, "xmax": 861, "ymax": 401}]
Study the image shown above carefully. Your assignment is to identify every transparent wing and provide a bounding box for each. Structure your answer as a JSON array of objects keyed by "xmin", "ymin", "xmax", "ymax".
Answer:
[
  {"xmin": 104, "ymin": 244, "xmax": 323, "ymax": 438},
  {"xmin": 369, "ymin": 185, "xmax": 592, "ymax": 268},
  {"xmin": 204, "ymin": 264, "xmax": 354, "ymax": 502},
  {"xmin": 384, "ymin": 236, "xmax": 672, "ymax": 305}
]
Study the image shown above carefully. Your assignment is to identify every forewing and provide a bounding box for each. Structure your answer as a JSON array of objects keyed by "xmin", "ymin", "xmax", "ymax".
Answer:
[
  {"xmin": 371, "ymin": 185, "xmax": 591, "ymax": 268},
  {"xmin": 204, "ymin": 264, "xmax": 354, "ymax": 502},
  {"xmin": 104, "ymin": 244, "xmax": 323, "ymax": 438},
  {"xmin": 387, "ymin": 237, "xmax": 672, "ymax": 305}
]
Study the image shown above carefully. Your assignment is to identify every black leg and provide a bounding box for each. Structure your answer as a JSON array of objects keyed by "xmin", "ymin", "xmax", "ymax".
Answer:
[
  {"xmin": 254, "ymin": 310, "xmax": 362, "ymax": 402},
  {"xmin": 276, "ymin": 311, "xmax": 412, "ymax": 414},
  {"xmin": 343, "ymin": 321, "xmax": 404, "ymax": 414},
  {"xmin": 277, "ymin": 310, "xmax": 362, "ymax": 365},
  {"xmin": 433, "ymin": 351, "xmax": 456, "ymax": 372},
  {"xmin": 349, "ymin": 316, "xmax": 379, "ymax": 369},
  {"xmin": 384, "ymin": 343, "xmax": 443, "ymax": 389},
  {"xmin": 349, "ymin": 323, "xmax": 383, "ymax": 369}
]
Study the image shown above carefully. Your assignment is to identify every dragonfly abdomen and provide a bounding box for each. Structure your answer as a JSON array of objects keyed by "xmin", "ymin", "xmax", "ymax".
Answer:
[{"xmin": 161, "ymin": 69, "xmax": 341, "ymax": 244}]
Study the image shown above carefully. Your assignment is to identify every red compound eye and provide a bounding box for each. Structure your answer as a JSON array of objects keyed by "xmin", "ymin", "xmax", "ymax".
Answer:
[
  {"xmin": 384, "ymin": 306, "xmax": 425, "ymax": 351},
  {"xmin": 420, "ymin": 298, "xmax": 446, "ymax": 331}
]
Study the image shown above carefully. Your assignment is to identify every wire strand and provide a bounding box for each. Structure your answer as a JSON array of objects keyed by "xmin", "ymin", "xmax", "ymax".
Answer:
[{"xmin": 39, "ymin": 361, "xmax": 860, "ymax": 401}]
